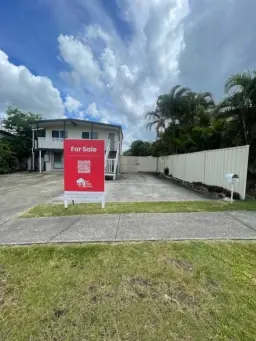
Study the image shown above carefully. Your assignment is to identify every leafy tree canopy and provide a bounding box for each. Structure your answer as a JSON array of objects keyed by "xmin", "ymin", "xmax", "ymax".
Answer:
[
  {"xmin": 2, "ymin": 107, "xmax": 41, "ymax": 160},
  {"xmin": 142, "ymin": 70, "xmax": 256, "ymax": 168}
]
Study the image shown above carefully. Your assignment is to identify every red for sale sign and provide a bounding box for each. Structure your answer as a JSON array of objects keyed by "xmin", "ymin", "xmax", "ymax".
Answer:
[{"xmin": 64, "ymin": 139, "xmax": 105, "ymax": 207}]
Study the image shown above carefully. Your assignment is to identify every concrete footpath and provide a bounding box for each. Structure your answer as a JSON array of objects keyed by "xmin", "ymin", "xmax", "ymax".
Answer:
[{"xmin": 0, "ymin": 211, "xmax": 256, "ymax": 245}]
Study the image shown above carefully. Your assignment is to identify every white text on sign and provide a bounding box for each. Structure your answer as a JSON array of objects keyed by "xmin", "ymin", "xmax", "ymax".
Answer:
[{"xmin": 71, "ymin": 146, "xmax": 97, "ymax": 152}]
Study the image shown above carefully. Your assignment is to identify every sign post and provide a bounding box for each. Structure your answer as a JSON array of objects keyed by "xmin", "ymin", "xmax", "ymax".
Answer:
[{"xmin": 64, "ymin": 139, "xmax": 105, "ymax": 208}]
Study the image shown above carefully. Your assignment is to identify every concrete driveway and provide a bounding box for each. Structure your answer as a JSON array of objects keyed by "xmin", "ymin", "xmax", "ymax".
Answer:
[
  {"xmin": 52, "ymin": 173, "xmax": 205, "ymax": 203},
  {"xmin": 105, "ymin": 173, "xmax": 205, "ymax": 202},
  {"xmin": 0, "ymin": 172, "xmax": 256, "ymax": 244},
  {"xmin": 0, "ymin": 172, "xmax": 63, "ymax": 225},
  {"xmin": 0, "ymin": 172, "xmax": 204, "ymax": 225}
]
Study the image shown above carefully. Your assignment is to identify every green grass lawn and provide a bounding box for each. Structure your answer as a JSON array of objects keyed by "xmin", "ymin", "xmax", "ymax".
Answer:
[
  {"xmin": 0, "ymin": 242, "xmax": 256, "ymax": 341},
  {"xmin": 21, "ymin": 200, "xmax": 256, "ymax": 218}
]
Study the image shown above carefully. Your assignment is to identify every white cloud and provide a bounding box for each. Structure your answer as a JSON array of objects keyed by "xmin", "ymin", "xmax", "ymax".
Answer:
[
  {"xmin": 100, "ymin": 117, "xmax": 109, "ymax": 124},
  {"xmin": 0, "ymin": 49, "xmax": 64, "ymax": 118},
  {"xmin": 86, "ymin": 102, "xmax": 99, "ymax": 118},
  {"xmin": 84, "ymin": 102, "xmax": 124, "ymax": 126},
  {"xmin": 58, "ymin": 34, "xmax": 102, "ymax": 88},
  {"xmin": 58, "ymin": 0, "xmax": 190, "ymax": 144},
  {"xmin": 99, "ymin": 47, "xmax": 117, "ymax": 83},
  {"xmin": 64, "ymin": 95, "xmax": 82, "ymax": 113},
  {"xmin": 84, "ymin": 24, "xmax": 111, "ymax": 44}
]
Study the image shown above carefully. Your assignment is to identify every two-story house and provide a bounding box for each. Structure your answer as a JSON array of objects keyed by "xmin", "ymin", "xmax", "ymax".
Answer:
[{"xmin": 30, "ymin": 118, "xmax": 123, "ymax": 179}]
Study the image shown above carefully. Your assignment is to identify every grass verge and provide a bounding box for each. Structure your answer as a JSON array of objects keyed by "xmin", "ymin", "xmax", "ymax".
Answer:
[
  {"xmin": 20, "ymin": 200, "xmax": 256, "ymax": 218},
  {"xmin": 0, "ymin": 242, "xmax": 255, "ymax": 341}
]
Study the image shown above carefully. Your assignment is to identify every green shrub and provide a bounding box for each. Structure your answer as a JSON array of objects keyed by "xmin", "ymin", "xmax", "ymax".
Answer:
[{"xmin": 0, "ymin": 139, "xmax": 17, "ymax": 174}]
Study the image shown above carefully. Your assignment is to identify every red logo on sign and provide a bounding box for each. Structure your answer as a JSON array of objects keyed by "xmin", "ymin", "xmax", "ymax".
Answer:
[{"xmin": 64, "ymin": 139, "xmax": 105, "ymax": 192}]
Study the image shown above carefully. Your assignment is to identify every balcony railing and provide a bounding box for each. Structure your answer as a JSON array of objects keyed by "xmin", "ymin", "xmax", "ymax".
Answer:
[
  {"xmin": 105, "ymin": 159, "xmax": 116, "ymax": 174},
  {"xmin": 37, "ymin": 137, "xmax": 63, "ymax": 149},
  {"xmin": 37, "ymin": 137, "xmax": 119, "ymax": 151}
]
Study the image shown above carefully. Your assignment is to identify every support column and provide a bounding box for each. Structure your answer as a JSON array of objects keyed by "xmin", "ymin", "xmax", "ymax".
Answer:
[
  {"xmin": 39, "ymin": 150, "xmax": 42, "ymax": 173},
  {"xmin": 32, "ymin": 130, "xmax": 35, "ymax": 149},
  {"xmin": 32, "ymin": 151, "xmax": 35, "ymax": 171},
  {"xmin": 32, "ymin": 130, "xmax": 35, "ymax": 171},
  {"xmin": 63, "ymin": 119, "xmax": 66, "ymax": 139},
  {"xmin": 91, "ymin": 123, "xmax": 93, "ymax": 139}
]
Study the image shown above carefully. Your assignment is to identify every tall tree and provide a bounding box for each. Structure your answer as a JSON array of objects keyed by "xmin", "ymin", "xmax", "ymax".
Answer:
[
  {"xmin": 0, "ymin": 139, "xmax": 17, "ymax": 173},
  {"xmin": 145, "ymin": 85, "xmax": 190, "ymax": 135},
  {"xmin": 216, "ymin": 71, "xmax": 256, "ymax": 145},
  {"xmin": 3, "ymin": 107, "xmax": 41, "ymax": 160},
  {"xmin": 123, "ymin": 140, "xmax": 153, "ymax": 156}
]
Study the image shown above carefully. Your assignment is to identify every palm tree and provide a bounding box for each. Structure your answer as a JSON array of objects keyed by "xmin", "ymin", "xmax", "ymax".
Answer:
[
  {"xmin": 186, "ymin": 91, "xmax": 214, "ymax": 109},
  {"xmin": 184, "ymin": 91, "xmax": 215, "ymax": 127},
  {"xmin": 145, "ymin": 109, "xmax": 167, "ymax": 137},
  {"xmin": 216, "ymin": 71, "xmax": 256, "ymax": 144},
  {"xmin": 145, "ymin": 85, "xmax": 190, "ymax": 136}
]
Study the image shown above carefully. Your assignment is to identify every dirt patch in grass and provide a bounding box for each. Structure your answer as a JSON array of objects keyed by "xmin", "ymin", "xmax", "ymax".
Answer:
[
  {"xmin": 0, "ymin": 242, "xmax": 255, "ymax": 341},
  {"xmin": 53, "ymin": 308, "xmax": 67, "ymax": 319},
  {"xmin": 0, "ymin": 264, "xmax": 9, "ymax": 307},
  {"xmin": 166, "ymin": 258, "xmax": 194, "ymax": 271}
]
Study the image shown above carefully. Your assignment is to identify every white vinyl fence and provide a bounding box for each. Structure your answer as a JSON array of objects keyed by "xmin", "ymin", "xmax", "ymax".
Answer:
[{"xmin": 157, "ymin": 145, "xmax": 250, "ymax": 199}]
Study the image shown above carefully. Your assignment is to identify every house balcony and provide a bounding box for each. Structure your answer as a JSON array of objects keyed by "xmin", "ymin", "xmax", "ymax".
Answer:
[
  {"xmin": 36, "ymin": 137, "xmax": 119, "ymax": 151},
  {"xmin": 37, "ymin": 137, "xmax": 63, "ymax": 149}
]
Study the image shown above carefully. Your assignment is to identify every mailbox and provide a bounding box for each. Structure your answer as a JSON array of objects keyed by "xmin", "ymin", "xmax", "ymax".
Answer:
[{"xmin": 225, "ymin": 173, "xmax": 239, "ymax": 184}]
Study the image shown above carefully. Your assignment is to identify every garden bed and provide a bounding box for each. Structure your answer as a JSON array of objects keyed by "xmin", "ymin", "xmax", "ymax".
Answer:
[{"xmin": 160, "ymin": 172, "xmax": 240, "ymax": 200}]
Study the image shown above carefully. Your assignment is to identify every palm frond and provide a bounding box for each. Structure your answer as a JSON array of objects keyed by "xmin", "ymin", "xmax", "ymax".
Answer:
[
  {"xmin": 145, "ymin": 111, "xmax": 160, "ymax": 120},
  {"xmin": 169, "ymin": 85, "xmax": 181, "ymax": 99},
  {"xmin": 197, "ymin": 92, "xmax": 213, "ymax": 101},
  {"xmin": 225, "ymin": 72, "xmax": 252, "ymax": 93},
  {"xmin": 146, "ymin": 121, "xmax": 159, "ymax": 131},
  {"xmin": 174, "ymin": 87, "xmax": 191, "ymax": 99}
]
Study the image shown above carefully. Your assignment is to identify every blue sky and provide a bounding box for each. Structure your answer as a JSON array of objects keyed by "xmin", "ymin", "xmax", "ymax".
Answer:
[{"xmin": 0, "ymin": 0, "xmax": 256, "ymax": 149}]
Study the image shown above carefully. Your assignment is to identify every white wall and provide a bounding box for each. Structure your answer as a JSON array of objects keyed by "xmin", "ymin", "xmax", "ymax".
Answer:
[
  {"xmin": 27, "ymin": 156, "xmax": 32, "ymax": 171},
  {"xmin": 45, "ymin": 151, "xmax": 64, "ymax": 172},
  {"xmin": 120, "ymin": 156, "xmax": 138, "ymax": 173},
  {"xmin": 120, "ymin": 156, "xmax": 158, "ymax": 173},
  {"xmin": 157, "ymin": 145, "xmax": 250, "ymax": 199},
  {"xmin": 45, "ymin": 154, "xmax": 52, "ymax": 172},
  {"xmin": 138, "ymin": 156, "xmax": 157, "ymax": 172}
]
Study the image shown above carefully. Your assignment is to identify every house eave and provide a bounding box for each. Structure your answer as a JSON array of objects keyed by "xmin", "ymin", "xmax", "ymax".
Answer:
[{"xmin": 30, "ymin": 118, "xmax": 123, "ymax": 137}]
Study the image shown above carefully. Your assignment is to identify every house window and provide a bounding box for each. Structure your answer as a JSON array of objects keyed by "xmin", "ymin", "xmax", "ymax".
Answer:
[
  {"xmin": 82, "ymin": 132, "xmax": 98, "ymax": 139},
  {"xmin": 52, "ymin": 130, "xmax": 68, "ymax": 138},
  {"xmin": 82, "ymin": 132, "xmax": 90, "ymax": 139},
  {"xmin": 52, "ymin": 130, "xmax": 59, "ymax": 138},
  {"xmin": 91, "ymin": 132, "xmax": 98, "ymax": 139}
]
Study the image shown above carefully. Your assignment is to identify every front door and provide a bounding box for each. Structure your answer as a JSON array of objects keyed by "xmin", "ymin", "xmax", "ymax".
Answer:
[
  {"xmin": 108, "ymin": 133, "xmax": 115, "ymax": 151},
  {"xmin": 53, "ymin": 152, "xmax": 63, "ymax": 169}
]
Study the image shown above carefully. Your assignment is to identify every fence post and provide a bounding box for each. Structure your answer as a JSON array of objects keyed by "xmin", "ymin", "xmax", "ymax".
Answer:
[
  {"xmin": 203, "ymin": 151, "xmax": 206, "ymax": 184},
  {"xmin": 184, "ymin": 153, "xmax": 187, "ymax": 181}
]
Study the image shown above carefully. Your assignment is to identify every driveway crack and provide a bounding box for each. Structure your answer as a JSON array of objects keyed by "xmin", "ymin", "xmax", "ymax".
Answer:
[
  {"xmin": 48, "ymin": 216, "xmax": 81, "ymax": 242},
  {"xmin": 227, "ymin": 212, "xmax": 256, "ymax": 233},
  {"xmin": 115, "ymin": 214, "xmax": 121, "ymax": 241}
]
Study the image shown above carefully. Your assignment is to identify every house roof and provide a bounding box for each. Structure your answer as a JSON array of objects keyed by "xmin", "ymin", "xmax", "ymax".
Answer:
[{"xmin": 30, "ymin": 118, "xmax": 123, "ymax": 135}]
